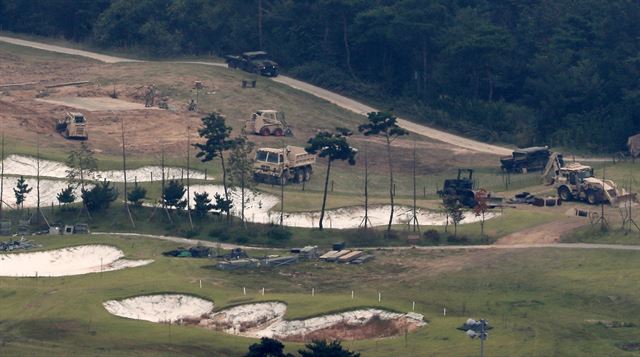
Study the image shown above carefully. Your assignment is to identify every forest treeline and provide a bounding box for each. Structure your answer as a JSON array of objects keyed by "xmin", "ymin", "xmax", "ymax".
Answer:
[{"xmin": 1, "ymin": 0, "xmax": 639, "ymax": 152}]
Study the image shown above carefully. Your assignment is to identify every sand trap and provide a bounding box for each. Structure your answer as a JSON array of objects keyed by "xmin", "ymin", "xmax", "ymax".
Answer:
[
  {"xmin": 36, "ymin": 97, "xmax": 156, "ymax": 111},
  {"xmin": 0, "ymin": 245, "xmax": 152, "ymax": 277},
  {"xmin": 103, "ymin": 298, "xmax": 425, "ymax": 341},
  {"xmin": 2, "ymin": 154, "xmax": 208, "ymax": 182},
  {"xmin": 184, "ymin": 185, "xmax": 497, "ymax": 229},
  {"xmin": 0, "ymin": 176, "xmax": 85, "ymax": 208},
  {"xmin": 103, "ymin": 294, "xmax": 214, "ymax": 323}
]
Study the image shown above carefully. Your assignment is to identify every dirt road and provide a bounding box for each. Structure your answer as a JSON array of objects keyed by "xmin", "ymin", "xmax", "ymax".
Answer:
[
  {"xmin": 92, "ymin": 231, "xmax": 640, "ymax": 253},
  {"xmin": 495, "ymin": 218, "xmax": 588, "ymax": 245},
  {"xmin": 0, "ymin": 35, "xmax": 512, "ymax": 156}
]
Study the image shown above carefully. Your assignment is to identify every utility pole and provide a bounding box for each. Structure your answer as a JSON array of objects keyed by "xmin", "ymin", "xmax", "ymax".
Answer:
[
  {"xmin": 280, "ymin": 140, "xmax": 284, "ymax": 227},
  {"xmin": 360, "ymin": 143, "xmax": 371, "ymax": 229},
  {"xmin": 186, "ymin": 121, "xmax": 193, "ymax": 229},
  {"xmin": 0, "ymin": 131, "xmax": 4, "ymax": 219},
  {"xmin": 408, "ymin": 140, "xmax": 420, "ymax": 232}
]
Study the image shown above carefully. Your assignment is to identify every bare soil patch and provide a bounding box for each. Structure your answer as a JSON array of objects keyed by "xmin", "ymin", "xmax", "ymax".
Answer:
[{"xmin": 36, "ymin": 96, "xmax": 156, "ymax": 111}]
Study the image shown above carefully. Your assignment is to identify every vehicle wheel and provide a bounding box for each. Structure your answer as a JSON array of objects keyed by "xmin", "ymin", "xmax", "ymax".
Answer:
[
  {"xmin": 273, "ymin": 128, "xmax": 284, "ymax": 136},
  {"xmin": 260, "ymin": 127, "xmax": 270, "ymax": 136},
  {"xmin": 295, "ymin": 169, "xmax": 304, "ymax": 183},
  {"xmin": 587, "ymin": 190, "xmax": 600, "ymax": 205},
  {"xmin": 303, "ymin": 167, "xmax": 311, "ymax": 181},
  {"xmin": 558, "ymin": 186, "xmax": 572, "ymax": 201}
]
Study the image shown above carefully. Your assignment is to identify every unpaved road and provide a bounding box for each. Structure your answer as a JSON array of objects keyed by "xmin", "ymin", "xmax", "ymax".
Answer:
[
  {"xmin": 92, "ymin": 231, "xmax": 640, "ymax": 253},
  {"xmin": 0, "ymin": 35, "xmax": 512, "ymax": 156},
  {"xmin": 495, "ymin": 218, "xmax": 588, "ymax": 245}
]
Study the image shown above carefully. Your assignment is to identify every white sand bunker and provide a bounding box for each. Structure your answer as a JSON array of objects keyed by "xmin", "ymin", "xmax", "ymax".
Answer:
[
  {"xmin": 104, "ymin": 298, "xmax": 425, "ymax": 341},
  {"xmin": 36, "ymin": 96, "xmax": 156, "ymax": 111},
  {"xmin": 0, "ymin": 245, "xmax": 152, "ymax": 277},
  {"xmin": 103, "ymin": 294, "xmax": 214, "ymax": 323},
  {"xmin": 187, "ymin": 185, "xmax": 497, "ymax": 229},
  {"xmin": 2, "ymin": 154, "xmax": 208, "ymax": 182},
  {"xmin": 0, "ymin": 176, "xmax": 85, "ymax": 208}
]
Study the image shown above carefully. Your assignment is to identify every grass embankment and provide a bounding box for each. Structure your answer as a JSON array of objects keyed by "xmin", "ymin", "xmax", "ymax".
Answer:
[
  {"xmin": 3, "ymin": 203, "xmax": 560, "ymax": 249},
  {"xmin": 1, "ymin": 234, "xmax": 640, "ymax": 356}
]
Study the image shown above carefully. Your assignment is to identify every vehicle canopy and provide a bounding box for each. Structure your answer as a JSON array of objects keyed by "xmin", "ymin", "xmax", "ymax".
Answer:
[
  {"xmin": 243, "ymin": 51, "xmax": 269, "ymax": 60},
  {"xmin": 511, "ymin": 146, "xmax": 549, "ymax": 157}
]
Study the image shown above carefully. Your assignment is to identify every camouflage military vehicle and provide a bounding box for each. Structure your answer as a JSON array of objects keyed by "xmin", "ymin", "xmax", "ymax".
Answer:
[
  {"xmin": 253, "ymin": 145, "xmax": 315, "ymax": 184},
  {"xmin": 225, "ymin": 51, "xmax": 279, "ymax": 77},
  {"xmin": 500, "ymin": 146, "xmax": 551, "ymax": 173}
]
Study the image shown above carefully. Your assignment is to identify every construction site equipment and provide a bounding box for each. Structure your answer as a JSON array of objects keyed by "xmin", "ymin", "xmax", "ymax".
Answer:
[
  {"xmin": 55, "ymin": 111, "xmax": 88, "ymax": 140},
  {"xmin": 541, "ymin": 152, "xmax": 565, "ymax": 185},
  {"xmin": 290, "ymin": 246, "xmax": 319, "ymax": 259},
  {"xmin": 629, "ymin": 134, "xmax": 640, "ymax": 159},
  {"xmin": 500, "ymin": 146, "xmax": 551, "ymax": 173},
  {"xmin": 163, "ymin": 246, "xmax": 211, "ymax": 258},
  {"xmin": 0, "ymin": 237, "xmax": 40, "ymax": 252},
  {"xmin": 554, "ymin": 163, "xmax": 637, "ymax": 205},
  {"xmin": 438, "ymin": 169, "xmax": 478, "ymax": 207},
  {"xmin": 245, "ymin": 110, "xmax": 292, "ymax": 136},
  {"xmin": 253, "ymin": 145, "xmax": 315, "ymax": 184}
]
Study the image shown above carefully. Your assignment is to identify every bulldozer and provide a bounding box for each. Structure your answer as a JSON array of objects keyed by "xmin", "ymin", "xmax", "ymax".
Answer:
[
  {"xmin": 244, "ymin": 110, "xmax": 292, "ymax": 136},
  {"xmin": 55, "ymin": 111, "xmax": 88, "ymax": 140},
  {"xmin": 551, "ymin": 162, "xmax": 636, "ymax": 205}
]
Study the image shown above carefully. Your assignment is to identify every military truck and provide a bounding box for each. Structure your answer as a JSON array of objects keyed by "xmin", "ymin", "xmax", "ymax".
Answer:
[
  {"xmin": 554, "ymin": 162, "xmax": 637, "ymax": 205},
  {"xmin": 225, "ymin": 51, "xmax": 279, "ymax": 77},
  {"xmin": 500, "ymin": 146, "xmax": 551, "ymax": 173},
  {"xmin": 55, "ymin": 111, "xmax": 88, "ymax": 140},
  {"xmin": 245, "ymin": 110, "xmax": 292, "ymax": 136},
  {"xmin": 253, "ymin": 145, "xmax": 315, "ymax": 184}
]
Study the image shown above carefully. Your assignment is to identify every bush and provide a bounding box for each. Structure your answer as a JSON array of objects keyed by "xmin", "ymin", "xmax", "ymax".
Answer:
[
  {"xmin": 183, "ymin": 229, "xmax": 199, "ymax": 238},
  {"xmin": 423, "ymin": 229, "xmax": 440, "ymax": 244},
  {"xmin": 82, "ymin": 180, "xmax": 118, "ymax": 212},
  {"xmin": 267, "ymin": 226, "xmax": 292, "ymax": 242},
  {"xmin": 446, "ymin": 234, "xmax": 469, "ymax": 245},
  {"xmin": 235, "ymin": 234, "xmax": 249, "ymax": 244}
]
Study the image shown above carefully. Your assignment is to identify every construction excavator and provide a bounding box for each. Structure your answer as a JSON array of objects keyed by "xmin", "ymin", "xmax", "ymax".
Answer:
[{"xmin": 542, "ymin": 152, "xmax": 637, "ymax": 205}]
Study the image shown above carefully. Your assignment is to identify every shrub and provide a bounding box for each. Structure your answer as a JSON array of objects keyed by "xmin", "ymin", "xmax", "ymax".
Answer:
[
  {"xmin": 183, "ymin": 229, "xmax": 199, "ymax": 238},
  {"xmin": 423, "ymin": 229, "xmax": 440, "ymax": 244},
  {"xmin": 267, "ymin": 226, "xmax": 292, "ymax": 242},
  {"xmin": 446, "ymin": 234, "xmax": 469, "ymax": 245}
]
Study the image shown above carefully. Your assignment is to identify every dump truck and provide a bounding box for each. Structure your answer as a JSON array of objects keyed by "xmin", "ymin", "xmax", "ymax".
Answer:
[
  {"xmin": 225, "ymin": 51, "xmax": 279, "ymax": 77},
  {"xmin": 245, "ymin": 110, "xmax": 292, "ymax": 136},
  {"xmin": 500, "ymin": 146, "xmax": 551, "ymax": 173},
  {"xmin": 554, "ymin": 162, "xmax": 637, "ymax": 205},
  {"xmin": 253, "ymin": 145, "xmax": 315, "ymax": 184},
  {"xmin": 55, "ymin": 111, "xmax": 88, "ymax": 140}
]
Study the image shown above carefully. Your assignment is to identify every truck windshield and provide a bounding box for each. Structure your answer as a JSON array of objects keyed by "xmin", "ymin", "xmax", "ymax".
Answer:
[
  {"xmin": 256, "ymin": 151, "xmax": 268, "ymax": 162},
  {"xmin": 578, "ymin": 170, "xmax": 593, "ymax": 179},
  {"xmin": 75, "ymin": 116, "xmax": 85, "ymax": 123},
  {"xmin": 267, "ymin": 153, "xmax": 280, "ymax": 163}
]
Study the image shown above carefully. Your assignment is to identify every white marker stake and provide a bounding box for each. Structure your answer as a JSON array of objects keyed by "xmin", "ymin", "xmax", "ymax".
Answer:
[
  {"xmin": 412, "ymin": 301, "xmax": 415, "ymax": 311},
  {"xmin": 351, "ymin": 291, "xmax": 354, "ymax": 299},
  {"xmin": 199, "ymin": 280, "xmax": 202, "ymax": 289},
  {"xmin": 262, "ymin": 287, "xmax": 265, "ymax": 296},
  {"xmin": 378, "ymin": 292, "xmax": 381, "ymax": 302},
  {"xmin": 443, "ymin": 308, "xmax": 446, "ymax": 316},
  {"xmin": 312, "ymin": 288, "xmax": 315, "ymax": 296},
  {"xmin": 243, "ymin": 287, "xmax": 246, "ymax": 295}
]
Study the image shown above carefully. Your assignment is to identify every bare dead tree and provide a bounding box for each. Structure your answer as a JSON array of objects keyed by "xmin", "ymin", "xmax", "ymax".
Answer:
[
  {"xmin": 408, "ymin": 140, "xmax": 420, "ymax": 232},
  {"xmin": 359, "ymin": 143, "xmax": 372, "ymax": 229},
  {"xmin": 186, "ymin": 121, "xmax": 193, "ymax": 229},
  {"xmin": 0, "ymin": 131, "xmax": 5, "ymax": 218}
]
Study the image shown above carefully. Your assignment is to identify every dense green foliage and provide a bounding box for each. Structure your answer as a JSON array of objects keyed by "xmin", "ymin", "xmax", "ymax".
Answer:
[
  {"xmin": 81, "ymin": 180, "xmax": 118, "ymax": 212},
  {"xmin": 1, "ymin": 0, "xmax": 639, "ymax": 151}
]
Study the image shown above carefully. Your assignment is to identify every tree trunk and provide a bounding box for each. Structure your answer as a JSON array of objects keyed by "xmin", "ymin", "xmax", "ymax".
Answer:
[
  {"xmin": 319, "ymin": 160, "xmax": 332, "ymax": 230},
  {"xmin": 487, "ymin": 66, "xmax": 494, "ymax": 101},
  {"xmin": 220, "ymin": 152, "xmax": 230, "ymax": 222},
  {"xmin": 0, "ymin": 133, "xmax": 3, "ymax": 218},
  {"xmin": 386, "ymin": 136, "xmax": 394, "ymax": 235},
  {"xmin": 342, "ymin": 14, "xmax": 357, "ymax": 80},
  {"xmin": 258, "ymin": 0, "xmax": 264, "ymax": 50},
  {"xmin": 422, "ymin": 40, "xmax": 428, "ymax": 97},
  {"xmin": 241, "ymin": 173, "xmax": 246, "ymax": 225}
]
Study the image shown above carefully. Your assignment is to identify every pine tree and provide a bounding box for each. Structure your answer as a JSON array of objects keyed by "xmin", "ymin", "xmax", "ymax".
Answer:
[{"xmin": 13, "ymin": 176, "xmax": 32, "ymax": 210}]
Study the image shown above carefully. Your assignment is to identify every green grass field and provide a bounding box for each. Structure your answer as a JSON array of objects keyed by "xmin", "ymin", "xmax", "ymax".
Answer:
[{"xmin": 1, "ymin": 234, "xmax": 640, "ymax": 356}]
